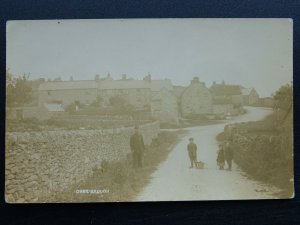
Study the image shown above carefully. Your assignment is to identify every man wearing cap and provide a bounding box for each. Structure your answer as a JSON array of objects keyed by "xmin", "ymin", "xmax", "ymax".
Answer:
[
  {"xmin": 187, "ymin": 137, "xmax": 197, "ymax": 168},
  {"xmin": 130, "ymin": 125, "xmax": 145, "ymax": 168}
]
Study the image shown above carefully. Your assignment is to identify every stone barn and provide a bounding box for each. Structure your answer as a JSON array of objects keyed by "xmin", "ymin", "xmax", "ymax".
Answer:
[
  {"xmin": 38, "ymin": 81, "xmax": 98, "ymax": 107},
  {"xmin": 180, "ymin": 77, "xmax": 213, "ymax": 118},
  {"xmin": 151, "ymin": 87, "xmax": 179, "ymax": 124},
  {"xmin": 241, "ymin": 88, "xmax": 260, "ymax": 105},
  {"xmin": 210, "ymin": 81, "xmax": 244, "ymax": 116}
]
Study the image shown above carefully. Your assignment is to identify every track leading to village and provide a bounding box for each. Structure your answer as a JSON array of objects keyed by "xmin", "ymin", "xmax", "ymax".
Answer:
[{"xmin": 137, "ymin": 107, "xmax": 280, "ymax": 201}]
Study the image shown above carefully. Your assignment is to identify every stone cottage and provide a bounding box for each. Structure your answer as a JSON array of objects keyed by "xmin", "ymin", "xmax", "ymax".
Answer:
[
  {"xmin": 38, "ymin": 80, "xmax": 98, "ymax": 107},
  {"xmin": 37, "ymin": 74, "xmax": 179, "ymax": 123},
  {"xmin": 180, "ymin": 77, "xmax": 213, "ymax": 118},
  {"xmin": 210, "ymin": 81, "xmax": 243, "ymax": 116},
  {"xmin": 151, "ymin": 87, "xmax": 179, "ymax": 124},
  {"xmin": 98, "ymin": 79, "xmax": 151, "ymax": 110},
  {"xmin": 241, "ymin": 87, "xmax": 259, "ymax": 105}
]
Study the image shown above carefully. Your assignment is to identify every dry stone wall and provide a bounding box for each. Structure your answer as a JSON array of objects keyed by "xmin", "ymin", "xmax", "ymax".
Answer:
[
  {"xmin": 5, "ymin": 121, "xmax": 160, "ymax": 203},
  {"xmin": 222, "ymin": 121, "xmax": 293, "ymax": 188}
]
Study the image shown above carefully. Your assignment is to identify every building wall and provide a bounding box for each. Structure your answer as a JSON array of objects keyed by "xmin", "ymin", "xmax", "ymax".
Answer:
[
  {"xmin": 38, "ymin": 89, "xmax": 98, "ymax": 107},
  {"xmin": 243, "ymin": 96, "xmax": 249, "ymax": 105},
  {"xmin": 181, "ymin": 81, "xmax": 212, "ymax": 117},
  {"xmin": 231, "ymin": 95, "xmax": 243, "ymax": 106},
  {"xmin": 99, "ymin": 88, "xmax": 151, "ymax": 109},
  {"xmin": 243, "ymin": 90, "xmax": 259, "ymax": 105},
  {"xmin": 248, "ymin": 90, "xmax": 259, "ymax": 105},
  {"xmin": 151, "ymin": 89, "xmax": 179, "ymax": 124}
]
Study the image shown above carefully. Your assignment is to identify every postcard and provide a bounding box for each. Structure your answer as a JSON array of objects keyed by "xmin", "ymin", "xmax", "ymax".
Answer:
[{"xmin": 5, "ymin": 19, "xmax": 293, "ymax": 203}]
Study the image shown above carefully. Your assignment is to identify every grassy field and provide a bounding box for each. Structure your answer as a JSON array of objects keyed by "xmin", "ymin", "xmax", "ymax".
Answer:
[{"xmin": 43, "ymin": 131, "xmax": 180, "ymax": 202}]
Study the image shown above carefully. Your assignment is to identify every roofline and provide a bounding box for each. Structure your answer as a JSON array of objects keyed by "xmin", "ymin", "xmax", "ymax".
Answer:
[{"xmin": 38, "ymin": 87, "xmax": 98, "ymax": 91}]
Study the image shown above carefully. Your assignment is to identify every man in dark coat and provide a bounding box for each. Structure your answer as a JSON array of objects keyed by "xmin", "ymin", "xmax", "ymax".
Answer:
[
  {"xmin": 130, "ymin": 125, "xmax": 145, "ymax": 168},
  {"xmin": 224, "ymin": 141, "xmax": 234, "ymax": 171},
  {"xmin": 187, "ymin": 137, "xmax": 197, "ymax": 168}
]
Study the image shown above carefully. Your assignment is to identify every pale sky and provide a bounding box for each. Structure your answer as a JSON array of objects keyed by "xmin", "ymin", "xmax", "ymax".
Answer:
[{"xmin": 6, "ymin": 19, "xmax": 292, "ymax": 97}]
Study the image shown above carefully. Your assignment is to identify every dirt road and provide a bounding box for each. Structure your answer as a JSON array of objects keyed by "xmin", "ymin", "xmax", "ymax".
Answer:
[{"xmin": 137, "ymin": 107, "xmax": 281, "ymax": 201}]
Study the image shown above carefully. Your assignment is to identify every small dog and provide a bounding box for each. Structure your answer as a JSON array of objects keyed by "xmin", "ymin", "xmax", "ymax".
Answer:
[{"xmin": 195, "ymin": 161, "xmax": 205, "ymax": 169}]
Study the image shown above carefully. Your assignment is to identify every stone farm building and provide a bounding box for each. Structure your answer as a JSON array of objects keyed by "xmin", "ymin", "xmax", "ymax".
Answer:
[
  {"xmin": 180, "ymin": 77, "xmax": 213, "ymax": 118},
  {"xmin": 21, "ymin": 75, "xmax": 260, "ymax": 123},
  {"xmin": 38, "ymin": 80, "xmax": 98, "ymax": 107},
  {"xmin": 210, "ymin": 81, "xmax": 244, "ymax": 116},
  {"xmin": 151, "ymin": 87, "xmax": 179, "ymax": 124},
  {"xmin": 240, "ymin": 87, "xmax": 260, "ymax": 106},
  {"xmin": 38, "ymin": 74, "xmax": 178, "ymax": 124}
]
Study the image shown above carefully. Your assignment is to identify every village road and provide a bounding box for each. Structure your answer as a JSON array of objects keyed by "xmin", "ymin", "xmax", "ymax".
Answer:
[{"xmin": 137, "ymin": 107, "xmax": 281, "ymax": 201}]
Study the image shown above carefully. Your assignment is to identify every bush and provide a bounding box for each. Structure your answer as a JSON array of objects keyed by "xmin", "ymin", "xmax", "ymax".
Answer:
[{"xmin": 220, "ymin": 109, "xmax": 293, "ymax": 197}]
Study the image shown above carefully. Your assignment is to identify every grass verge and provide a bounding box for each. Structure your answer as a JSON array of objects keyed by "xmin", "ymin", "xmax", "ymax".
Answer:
[
  {"xmin": 43, "ymin": 131, "xmax": 179, "ymax": 202},
  {"xmin": 217, "ymin": 110, "xmax": 293, "ymax": 198}
]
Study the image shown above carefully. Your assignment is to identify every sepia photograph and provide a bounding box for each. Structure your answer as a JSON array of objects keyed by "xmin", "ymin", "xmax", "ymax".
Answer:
[{"xmin": 5, "ymin": 19, "xmax": 293, "ymax": 203}]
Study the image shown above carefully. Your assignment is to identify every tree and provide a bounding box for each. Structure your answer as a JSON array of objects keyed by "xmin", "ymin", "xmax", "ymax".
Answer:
[
  {"xmin": 90, "ymin": 96, "xmax": 103, "ymax": 107},
  {"xmin": 65, "ymin": 102, "xmax": 76, "ymax": 113},
  {"xmin": 273, "ymin": 84, "xmax": 292, "ymax": 111},
  {"xmin": 6, "ymin": 69, "xmax": 15, "ymax": 106},
  {"xmin": 6, "ymin": 70, "xmax": 33, "ymax": 107}
]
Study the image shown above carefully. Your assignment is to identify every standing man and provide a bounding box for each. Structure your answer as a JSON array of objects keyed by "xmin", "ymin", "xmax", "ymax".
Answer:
[
  {"xmin": 187, "ymin": 137, "xmax": 197, "ymax": 168},
  {"xmin": 217, "ymin": 143, "xmax": 225, "ymax": 170},
  {"xmin": 130, "ymin": 125, "xmax": 145, "ymax": 168},
  {"xmin": 225, "ymin": 141, "xmax": 234, "ymax": 171}
]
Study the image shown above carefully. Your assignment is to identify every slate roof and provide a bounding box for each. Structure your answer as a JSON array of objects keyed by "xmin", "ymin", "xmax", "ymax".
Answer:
[
  {"xmin": 210, "ymin": 84, "xmax": 242, "ymax": 96},
  {"xmin": 150, "ymin": 80, "xmax": 173, "ymax": 91},
  {"xmin": 38, "ymin": 81, "xmax": 98, "ymax": 91},
  {"xmin": 99, "ymin": 80, "xmax": 151, "ymax": 90},
  {"xmin": 241, "ymin": 88, "xmax": 253, "ymax": 96},
  {"xmin": 38, "ymin": 79, "xmax": 173, "ymax": 91}
]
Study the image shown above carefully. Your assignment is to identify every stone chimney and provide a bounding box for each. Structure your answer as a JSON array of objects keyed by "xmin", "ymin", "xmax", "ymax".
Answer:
[
  {"xmin": 106, "ymin": 73, "xmax": 113, "ymax": 80},
  {"xmin": 144, "ymin": 73, "xmax": 152, "ymax": 82},
  {"xmin": 95, "ymin": 74, "xmax": 100, "ymax": 81},
  {"xmin": 122, "ymin": 74, "xmax": 127, "ymax": 80},
  {"xmin": 191, "ymin": 77, "xmax": 200, "ymax": 84}
]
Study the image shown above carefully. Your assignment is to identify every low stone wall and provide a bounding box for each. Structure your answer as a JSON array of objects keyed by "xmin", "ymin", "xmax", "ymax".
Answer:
[
  {"xmin": 221, "ymin": 121, "xmax": 293, "ymax": 196},
  {"xmin": 48, "ymin": 118, "xmax": 153, "ymax": 129},
  {"xmin": 5, "ymin": 121, "xmax": 160, "ymax": 203}
]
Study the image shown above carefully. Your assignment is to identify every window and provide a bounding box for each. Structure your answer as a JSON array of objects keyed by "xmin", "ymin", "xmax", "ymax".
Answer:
[{"xmin": 47, "ymin": 91, "xmax": 51, "ymax": 95}]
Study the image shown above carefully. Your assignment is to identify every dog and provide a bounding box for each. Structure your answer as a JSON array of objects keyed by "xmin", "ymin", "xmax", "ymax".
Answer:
[{"xmin": 195, "ymin": 161, "xmax": 205, "ymax": 169}]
